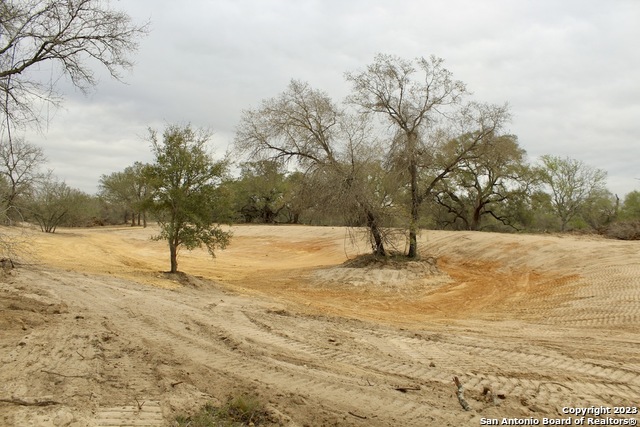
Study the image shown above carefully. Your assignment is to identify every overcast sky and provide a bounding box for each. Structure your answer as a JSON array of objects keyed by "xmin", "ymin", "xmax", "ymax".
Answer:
[{"xmin": 22, "ymin": 0, "xmax": 640, "ymax": 197}]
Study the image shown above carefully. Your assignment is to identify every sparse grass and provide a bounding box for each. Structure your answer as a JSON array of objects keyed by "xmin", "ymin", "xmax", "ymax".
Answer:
[{"xmin": 175, "ymin": 394, "xmax": 269, "ymax": 427}]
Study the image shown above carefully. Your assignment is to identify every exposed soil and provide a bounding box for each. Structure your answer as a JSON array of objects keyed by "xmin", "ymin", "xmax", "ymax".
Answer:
[{"xmin": 0, "ymin": 224, "xmax": 639, "ymax": 426}]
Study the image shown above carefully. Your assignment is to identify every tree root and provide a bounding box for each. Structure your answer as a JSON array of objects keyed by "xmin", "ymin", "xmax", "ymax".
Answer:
[{"xmin": 0, "ymin": 397, "xmax": 61, "ymax": 406}]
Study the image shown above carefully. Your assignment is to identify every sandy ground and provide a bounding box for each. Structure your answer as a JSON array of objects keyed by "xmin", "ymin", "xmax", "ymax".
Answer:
[{"xmin": 0, "ymin": 224, "xmax": 639, "ymax": 426}]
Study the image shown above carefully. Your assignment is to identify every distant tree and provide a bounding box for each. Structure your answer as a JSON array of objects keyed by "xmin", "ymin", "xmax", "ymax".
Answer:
[
  {"xmin": 58, "ymin": 190, "xmax": 100, "ymax": 227},
  {"xmin": 346, "ymin": 54, "xmax": 509, "ymax": 257},
  {"xmin": 0, "ymin": 137, "xmax": 46, "ymax": 222},
  {"xmin": 145, "ymin": 124, "xmax": 231, "ymax": 274},
  {"xmin": 578, "ymin": 189, "xmax": 618, "ymax": 232},
  {"xmin": 1, "ymin": 0, "xmax": 148, "ymax": 127},
  {"xmin": 538, "ymin": 155, "xmax": 607, "ymax": 231},
  {"xmin": 620, "ymin": 190, "xmax": 640, "ymax": 220},
  {"xmin": 25, "ymin": 177, "xmax": 92, "ymax": 232},
  {"xmin": 99, "ymin": 170, "xmax": 134, "ymax": 224},
  {"xmin": 99, "ymin": 162, "xmax": 150, "ymax": 226},
  {"xmin": 434, "ymin": 134, "xmax": 532, "ymax": 230},
  {"xmin": 232, "ymin": 160, "xmax": 290, "ymax": 223},
  {"xmin": 606, "ymin": 191, "xmax": 640, "ymax": 240},
  {"xmin": 280, "ymin": 171, "xmax": 310, "ymax": 224}
]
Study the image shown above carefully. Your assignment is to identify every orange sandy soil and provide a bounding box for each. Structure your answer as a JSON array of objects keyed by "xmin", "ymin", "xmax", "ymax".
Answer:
[{"xmin": 0, "ymin": 224, "xmax": 639, "ymax": 426}]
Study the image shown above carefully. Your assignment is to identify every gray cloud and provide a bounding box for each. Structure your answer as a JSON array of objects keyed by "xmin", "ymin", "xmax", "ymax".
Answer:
[{"xmin": 21, "ymin": 0, "xmax": 640, "ymax": 197}]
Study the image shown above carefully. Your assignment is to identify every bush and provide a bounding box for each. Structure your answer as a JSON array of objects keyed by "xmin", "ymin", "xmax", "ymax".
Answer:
[{"xmin": 605, "ymin": 220, "xmax": 640, "ymax": 240}]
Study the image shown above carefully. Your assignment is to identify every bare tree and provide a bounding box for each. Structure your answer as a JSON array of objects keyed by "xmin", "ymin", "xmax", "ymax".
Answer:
[
  {"xmin": 346, "ymin": 54, "xmax": 509, "ymax": 257},
  {"xmin": 24, "ymin": 177, "xmax": 75, "ymax": 233},
  {"xmin": 235, "ymin": 80, "xmax": 393, "ymax": 256},
  {"xmin": 1, "ymin": 0, "xmax": 148, "ymax": 127},
  {"xmin": 0, "ymin": 136, "xmax": 46, "ymax": 221},
  {"xmin": 345, "ymin": 54, "xmax": 464, "ymax": 258}
]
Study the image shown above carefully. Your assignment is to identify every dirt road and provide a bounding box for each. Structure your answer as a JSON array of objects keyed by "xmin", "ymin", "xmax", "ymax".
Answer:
[{"xmin": 1, "ymin": 225, "xmax": 639, "ymax": 426}]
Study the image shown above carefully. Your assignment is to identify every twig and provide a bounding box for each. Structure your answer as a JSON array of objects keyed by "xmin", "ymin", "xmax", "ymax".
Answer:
[
  {"xmin": 0, "ymin": 397, "xmax": 61, "ymax": 406},
  {"xmin": 453, "ymin": 376, "xmax": 471, "ymax": 411},
  {"xmin": 171, "ymin": 381, "xmax": 184, "ymax": 387},
  {"xmin": 348, "ymin": 410, "xmax": 367, "ymax": 420},
  {"xmin": 75, "ymin": 350, "xmax": 85, "ymax": 360},
  {"xmin": 41, "ymin": 369, "xmax": 91, "ymax": 379},
  {"xmin": 134, "ymin": 397, "xmax": 144, "ymax": 411}
]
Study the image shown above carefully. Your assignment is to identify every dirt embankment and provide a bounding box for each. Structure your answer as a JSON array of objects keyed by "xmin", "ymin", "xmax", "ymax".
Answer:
[{"xmin": 1, "ymin": 225, "xmax": 639, "ymax": 426}]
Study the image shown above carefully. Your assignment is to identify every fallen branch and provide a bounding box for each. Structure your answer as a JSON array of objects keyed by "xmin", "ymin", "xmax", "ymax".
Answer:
[
  {"xmin": 348, "ymin": 410, "xmax": 367, "ymax": 420},
  {"xmin": 0, "ymin": 397, "xmax": 61, "ymax": 406},
  {"xmin": 394, "ymin": 385, "xmax": 421, "ymax": 393},
  {"xmin": 453, "ymin": 376, "xmax": 471, "ymax": 411}
]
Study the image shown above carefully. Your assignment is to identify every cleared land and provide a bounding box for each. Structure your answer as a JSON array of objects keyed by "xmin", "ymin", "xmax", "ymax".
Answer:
[{"xmin": 0, "ymin": 224, "xmax": 639, "ymax": 426}]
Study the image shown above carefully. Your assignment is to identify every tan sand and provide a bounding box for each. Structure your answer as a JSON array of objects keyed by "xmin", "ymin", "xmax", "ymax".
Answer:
[{"xmin": 1, "ymin": 224, "xmax": 638, "ymax": 426}]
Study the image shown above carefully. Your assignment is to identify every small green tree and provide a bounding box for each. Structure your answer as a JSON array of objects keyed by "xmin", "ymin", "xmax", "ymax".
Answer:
[{"xmin": 145, "ymin": 124, "xmax": 231, "ymax": 273}]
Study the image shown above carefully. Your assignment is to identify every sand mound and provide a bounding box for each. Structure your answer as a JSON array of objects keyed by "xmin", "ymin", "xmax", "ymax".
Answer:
[{"xmin": 312, "ymin": 254, "xmax": 453, "ymax": 292}]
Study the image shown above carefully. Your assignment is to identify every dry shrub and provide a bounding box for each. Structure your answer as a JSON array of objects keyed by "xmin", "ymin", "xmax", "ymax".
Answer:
[
  {"xmin": 175, "ymin": 394, "xmax": 270, "ymax": 427},
  {"xmin": 605, "ymin": 220, "xmax": 640, "ymax": 240}
]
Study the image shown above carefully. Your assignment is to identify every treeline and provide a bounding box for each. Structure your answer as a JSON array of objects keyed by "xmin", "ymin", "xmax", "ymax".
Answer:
[{"xmin": 2, "ymin": 131, "xmax": 638, "ymax": 241}]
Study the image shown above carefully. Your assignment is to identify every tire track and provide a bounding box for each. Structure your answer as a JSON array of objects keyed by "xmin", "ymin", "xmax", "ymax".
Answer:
[
  {"xmin": 94, "ymin": 400, "xmax": 164, "ymax": 427},
  {"xmin": 233, "ymin": 310, "xmax": 640, "ymax": 405},
  {"xmin": 65, "ymin": 283, "xmax": 441, "ymax": 425},
  {"xmin": 17, "ymin": 267, "xmax": 640, "ymax": 426},
  {"xmin": 117, "ymin": 311, "xmax": 437, "ymax": 426}
]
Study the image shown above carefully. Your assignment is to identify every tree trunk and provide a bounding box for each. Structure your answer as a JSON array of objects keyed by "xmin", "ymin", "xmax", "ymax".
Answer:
[
  {"xmin": 169, "ymin": 242, "xmax": 178, "ymax": 273},
  {"xmin": 366, "ymin": 211, "xmax": 386, "ymax": 256},
  {"xmin": 408, "ymin": 217, "xmax": 418, "ymax": 258},
  {"xmin": 143, "ymin": 211, "xmax": 147, "ymax": 228},
  {"xmin": 407, "ymin": 133, "xmax": 419, "ymax": 258},
  {"xmin": 471, "ymin": 206, "xmax": 482, "ymax": 231}
]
